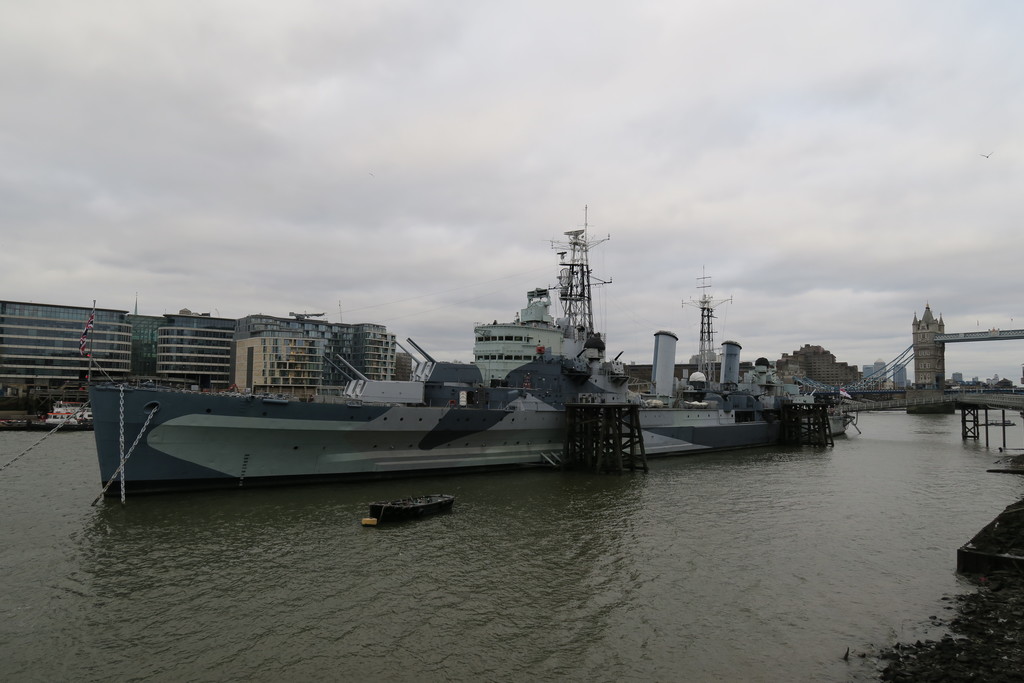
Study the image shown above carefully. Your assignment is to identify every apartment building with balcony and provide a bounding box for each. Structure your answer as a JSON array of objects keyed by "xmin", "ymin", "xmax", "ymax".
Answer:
[{"xmin": 232, "ymin": 314, "xmax": 396, "ymax": 397}]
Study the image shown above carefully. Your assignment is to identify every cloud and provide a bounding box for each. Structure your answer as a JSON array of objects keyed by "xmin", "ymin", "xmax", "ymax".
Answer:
[{"xmin": 2, "ymin": 1, "xmax": 1023, "ymax": 381}]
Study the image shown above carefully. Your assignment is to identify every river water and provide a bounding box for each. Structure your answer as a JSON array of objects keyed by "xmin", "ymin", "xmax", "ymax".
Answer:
[{"xmin": 1, "ymin": 411, "xmax": 1022, "ymax": 682}]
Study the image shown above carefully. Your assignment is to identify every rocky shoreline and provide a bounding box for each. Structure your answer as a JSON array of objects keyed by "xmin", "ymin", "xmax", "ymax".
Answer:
[{"xmin": 876, "ymin": 454, "xmax": 1024, "ymax": 681}]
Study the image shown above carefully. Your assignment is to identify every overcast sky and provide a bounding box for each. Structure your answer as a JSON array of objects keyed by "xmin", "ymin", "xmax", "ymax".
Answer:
[{"xmin": 3, "ymin": 1, "xmax": 1022, "ymax": 382}]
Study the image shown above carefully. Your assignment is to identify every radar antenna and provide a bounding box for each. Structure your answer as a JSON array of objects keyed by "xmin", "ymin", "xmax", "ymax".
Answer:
[
  {"xmin": 549, "ymin": 205, "xmax": 610, "ymax": 342},
  {"xmin": 683, "ymin": 271, "xmax": 732, "ymax": 382}
]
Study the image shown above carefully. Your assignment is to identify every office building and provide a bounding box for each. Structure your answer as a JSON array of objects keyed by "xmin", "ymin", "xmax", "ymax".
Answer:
[
  {"xmin": 1, "ymin": 300, "xmax": 397, "ymax": 401},
  {"xmin": 0, "ymin": 301, "xmax": 130, "ymax": 398},
  {"xmin": 129, "ymin": 310, "xmax": 235, "ymax": 389}
]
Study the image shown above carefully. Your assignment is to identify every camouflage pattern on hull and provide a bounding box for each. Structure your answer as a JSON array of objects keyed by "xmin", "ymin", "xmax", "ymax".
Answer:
[
  {"xmin": 91, "ymin": 385, "xmax": 567, "ymax": 493},
  {"xmin": 90, "ymin": 384, "xmax": 781, "ymax": 494},
  {"xmin": 89, "ymin": 230, "xmax": 800, "ymax": 495}
]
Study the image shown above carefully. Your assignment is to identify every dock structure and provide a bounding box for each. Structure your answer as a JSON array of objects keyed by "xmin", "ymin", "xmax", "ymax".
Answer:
[
  {"xmin": 960, "ymin": 404, "xmax": 1020, "ymax": 451},
  {"xmin": 563, "ymin": 402, "xmax": 648, "ymax": 473},
  {"xmin": 961, "ymin": 405, "xmax": 981, "ymax": 441},
  {"xmin": 780, "ymin": 402, "xmax": 833, "ymax": 447}
]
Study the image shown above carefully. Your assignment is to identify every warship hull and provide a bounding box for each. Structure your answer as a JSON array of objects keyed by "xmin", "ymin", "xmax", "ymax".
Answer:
[
  {"xmin": 90, "ymin": 385, "xmax": 780, "ymax": 494},
  {"xmin": 89, "ymin": 226, "xmax": 796, "ymax": 496}
]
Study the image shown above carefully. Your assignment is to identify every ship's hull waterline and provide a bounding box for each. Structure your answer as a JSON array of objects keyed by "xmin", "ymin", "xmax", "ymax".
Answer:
[{"xmin": 91, "ymin": 386, "xmax": 780, "ymax": 494}]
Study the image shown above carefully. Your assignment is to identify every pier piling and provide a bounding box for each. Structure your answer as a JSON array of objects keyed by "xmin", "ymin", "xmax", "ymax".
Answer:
[
  {"xmin": 563, "ymin": 403, "xmax": 648, "ymax": 473},
  {"xmin": 961, "ymin": 405, "xmax": 980, "ymax": 440},
  {"xmin": 780, "ymin": 403, "xmax": 833, "ymax": 447}
]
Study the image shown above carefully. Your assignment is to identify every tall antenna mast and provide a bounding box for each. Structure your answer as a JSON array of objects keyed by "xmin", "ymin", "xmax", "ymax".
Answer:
[
  {"xmin": 550, "ymin": 205, "xmax": 609, "ymax": 342},
  {"xmin": 683, "ymin": 270, "xmax": 731, "ymax": 381}
]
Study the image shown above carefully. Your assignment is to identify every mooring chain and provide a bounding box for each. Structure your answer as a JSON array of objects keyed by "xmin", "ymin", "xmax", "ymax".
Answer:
[
  {"xmin": 119, "ymin": 387, "xmax": 126, "ymax": 504},
  {"xmin": 0, "ymin": 401, "xmax": 93, "ymax": 473},
  {"xmin": 90, "ymin": 393, "xmax": 159, "ymax": 506}
]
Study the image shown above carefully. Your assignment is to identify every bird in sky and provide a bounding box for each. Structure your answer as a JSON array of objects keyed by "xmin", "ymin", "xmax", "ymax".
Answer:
[{"xmin": 980, "ymin": 152, "xmax": 993, "ymax": 158}]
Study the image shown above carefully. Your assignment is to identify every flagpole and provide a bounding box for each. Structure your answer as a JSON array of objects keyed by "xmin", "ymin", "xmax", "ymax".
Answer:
[{"xmin": 87, "ymin": 300, "xmax": 96, "ymax": 386}]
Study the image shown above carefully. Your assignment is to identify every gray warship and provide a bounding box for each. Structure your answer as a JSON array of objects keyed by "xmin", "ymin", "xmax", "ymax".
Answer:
[{"xmin": 90, "ymin": 228, "xmax": 805, "ymax": 495}]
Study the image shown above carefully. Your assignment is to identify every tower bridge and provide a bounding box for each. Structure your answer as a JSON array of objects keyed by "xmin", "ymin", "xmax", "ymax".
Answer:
[
  {"xmin": 910, "ymin": 304, "xmax": 1023, "ymax": 394},
  {"xmin": 935, "ymin": 329, "xmax": 1024, "ymax": 343},
  {"xmin": 795, "ymin": 304, "xmax": 1024, "ymax": 396}
]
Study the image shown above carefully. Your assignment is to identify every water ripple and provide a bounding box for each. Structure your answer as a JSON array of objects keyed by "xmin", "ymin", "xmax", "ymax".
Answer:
[{"xmin": 2, "ymin": 417, "xmax": 1023, "ymax": 681}]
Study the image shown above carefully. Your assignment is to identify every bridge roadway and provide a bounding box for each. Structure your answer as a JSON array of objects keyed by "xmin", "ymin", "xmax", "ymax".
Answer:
[
  {"xmin": 843, "ymin": 392, "xmax": 1024, "ymax": 413},
  {"xmin": 936, "ymin": 328, "xmax": 1024, "ymax": 343}
]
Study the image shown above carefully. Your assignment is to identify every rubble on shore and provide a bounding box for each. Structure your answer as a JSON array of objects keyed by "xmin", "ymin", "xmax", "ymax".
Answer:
[
  {"xmin": 877, "ymin": 454, "xmax": 1024, "ymax": 681},
  {"xmin": 877, "ymin": 571, "xmax": 1024, "ymax": 681}
]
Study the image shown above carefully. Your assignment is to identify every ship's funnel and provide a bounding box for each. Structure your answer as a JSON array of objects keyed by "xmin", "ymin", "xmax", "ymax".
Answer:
[
  {"xmin": 652, "ymin": 330, "xmax": 678, "ymax": 397},
  {"xmin": 720, "ymin": 340, "xmax": 742, "ymax": 387}
]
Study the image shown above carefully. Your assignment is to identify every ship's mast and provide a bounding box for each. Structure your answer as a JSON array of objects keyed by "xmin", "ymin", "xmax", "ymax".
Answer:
[
  {"xmin": 551, "ymin": 206, "xmax": 609, "ymax": 342},
  {"xmin": 683, "ymin": 272, "xmax": 731, "ymax": 381}
]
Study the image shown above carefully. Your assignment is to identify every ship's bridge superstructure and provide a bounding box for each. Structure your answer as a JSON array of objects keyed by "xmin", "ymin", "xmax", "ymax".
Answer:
[
  {"xmin": 473, "ymin": 288, "xmax": 564, "ymax": 384},
  {"xmin": 473, "ymin": 222, "xmax": 615, "ymax": 388}
]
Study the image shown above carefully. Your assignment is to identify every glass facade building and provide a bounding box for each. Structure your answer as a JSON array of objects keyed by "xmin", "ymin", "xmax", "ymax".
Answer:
[
  {"xmin": 1, "ymin": 301, "xmax": 396, "ymax": 400},
  {"xmin": 157, "ymin": 312, "xmax": 235, "ymax": 389},
  {"xmin": 129, "ymin": 312, "xmax": 235, "ymax": 389},
  {"xmin": 0, "ymin": 301, "xmax": 131, "ymax": 396},
  {"xmin": 129, "ymin": 314, "xmax": 163, "ymax": 379}
]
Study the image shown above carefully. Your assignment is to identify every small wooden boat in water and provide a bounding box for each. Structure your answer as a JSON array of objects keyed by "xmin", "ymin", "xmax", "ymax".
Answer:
[{"xmin": 364, "ymin": 494, "xmax": 455, "ymax": 524}]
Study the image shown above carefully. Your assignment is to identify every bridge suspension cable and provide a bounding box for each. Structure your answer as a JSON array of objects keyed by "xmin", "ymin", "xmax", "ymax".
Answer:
[{"xmin": 795, "ymin": 345, "xmax": 915, "ymax": 393}]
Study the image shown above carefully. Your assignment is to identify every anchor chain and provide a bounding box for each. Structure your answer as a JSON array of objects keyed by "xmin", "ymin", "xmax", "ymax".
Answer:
[
  {"xmin": 0, "ymin": 401, "xmax": 92, "ymax": 473},
  {"xmin": 91, "ymin": 388, "xmax": 159, "ymax": 506},
  {"xmin": 119, "ymin": 387, "xmax": 126, "ymax": 503}
]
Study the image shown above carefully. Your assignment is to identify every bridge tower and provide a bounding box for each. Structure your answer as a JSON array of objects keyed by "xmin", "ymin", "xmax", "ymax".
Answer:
[
  {"xmin": 912, "ymin": 304, "xmax": 946, "ymax": 389},
  {"xmin": 909, "ymin": 304, "xmax": 953, "ymax": 413}
]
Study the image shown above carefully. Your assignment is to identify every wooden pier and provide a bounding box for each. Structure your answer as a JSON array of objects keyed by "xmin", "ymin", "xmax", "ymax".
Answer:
[
  {"xmin": 960, "ymin": 404, "xmax": 1020, "ymax": 451},
  {"xmin": 961, "ymin": 405, "xmax": 981, "ymax": 441},
  {"xmin": 780, "ymin": 403, "xmax": 833, "ymax": 447},
  {"xmin": 563, "ymin": 402, "xmax": 648, "ymax": 473}
]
